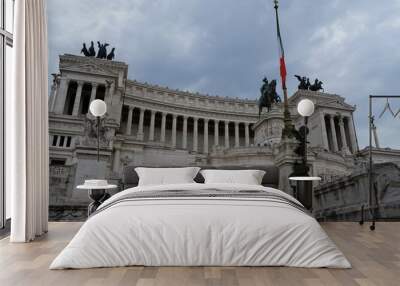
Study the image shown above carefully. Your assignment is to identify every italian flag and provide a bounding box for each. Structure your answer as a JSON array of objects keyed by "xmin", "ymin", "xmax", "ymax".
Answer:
[{"xmin": 275, "ymin": 4, "xmax": 287, "ymax": 90}]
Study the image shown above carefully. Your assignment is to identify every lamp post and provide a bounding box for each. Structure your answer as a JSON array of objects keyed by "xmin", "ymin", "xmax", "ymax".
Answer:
[
  {"xmin": 297, "ymin": 99, "xmax": 315, "ymax": 172},
  {"xmin": 288, "ymin": 99, "xmax": 319, "ymax": 210},
  {"xmin": 89, "ymin": 99, "xmax": 107, "ymax": 162}
]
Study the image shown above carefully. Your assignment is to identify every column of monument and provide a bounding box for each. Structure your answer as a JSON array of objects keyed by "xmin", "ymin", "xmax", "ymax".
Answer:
[
  {"xmin": 338, "ymin": 116, "xmax": 349, "ymax": 153},
  {"xmin": 319, "ymin": 112, "xmax": 329, "ymax": 150},
  {"xmin": 137, "ymin": 108, "xmax": 145, "ymax": 140},
  {"xmin": 72, "ymin": 81, "xmax": 84, "ymax": 116},
  {"xmin": 171, "ymin": 114, "xmax": 177, "ymax": 148},
  {"xmin": 347, "ymin": 116, "xmax": 358, "ymax": 153},
  {"xmin": 182, "ymin": 116, "xmax": 188, "ymax": 149},
  {"xmin": 329, "ymin": 115, "xmax": 339, "ymax": 152},
  {"xmin": 149, "ymin": 110, "xmax": 156, "ymax": 141},
  {"xmin": 224, "ymin": 121, "xmax": 229, "ymax": 148},
  {"xmin": 125, "ymin": 106, "xmax": 134, "ymax": 135},
  {"xmin": 234, "ymin": 122, "xmax": 240, "ymax": 148},
  {"xmin": 245, "ymin": 123, "xmax": 250, "ymax": 147},
  {"xmin": 90, "ymin": 83, "xmax": 98, "ymax": 103},
  {"xmin": 204, "ymin": 119, "xmax": 209, "ymax": 154},
  {"xmin": 160, "ymin": 112, "xmax": 166, "ymax": 142},
  {"xmin": 54, "ymin": 78, "xmax": 70, "ymax": 114},
  {"xmin": 193, "ymin": 117, "xmax": 198, "ymax": 152},
  {"xmin": 214, "ymin": 120, "xmax": 219, "ymax": 146}
]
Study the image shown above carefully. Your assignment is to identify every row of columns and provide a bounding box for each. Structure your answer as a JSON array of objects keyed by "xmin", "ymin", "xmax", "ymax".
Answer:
[
  {"xmin": 70, "ymin": 80, "xmax": 99, "ymax": 116},
  {"xmin": 50, "ymin": 134, "xmax": 72, "ymax": 148},
  {"xmin": 124, "ymin": 106, "xmax": 252, "ymax": 153},
  {"xmin": 321, "ymin": 113, "xmax": 357, "ymax": 154},
  {"xmin": 52, "ymin": 78, "xmax": 107, "ymax": 115}
]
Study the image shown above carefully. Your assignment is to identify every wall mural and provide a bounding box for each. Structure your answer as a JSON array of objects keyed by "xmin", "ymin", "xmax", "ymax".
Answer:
[{"xmin": 47, "ymin": 42, "xmax": 400, "ymax": 222}]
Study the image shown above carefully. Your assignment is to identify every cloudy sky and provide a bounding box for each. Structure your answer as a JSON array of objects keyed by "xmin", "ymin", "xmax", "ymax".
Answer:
[{"xmin": 47, "ymin": 0, "xmax": 400, "ymax": 149}]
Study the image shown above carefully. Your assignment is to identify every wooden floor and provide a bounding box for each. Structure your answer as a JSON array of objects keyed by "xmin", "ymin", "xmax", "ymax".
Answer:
[{"xmin": 0, "ymin": 222, "xmax": 399, "ymax": 286}]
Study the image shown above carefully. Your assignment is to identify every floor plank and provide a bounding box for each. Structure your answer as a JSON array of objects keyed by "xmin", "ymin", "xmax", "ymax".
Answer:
[{"xmin": 0, "ymin": 222, "xmax": 399, "ymax": 286}]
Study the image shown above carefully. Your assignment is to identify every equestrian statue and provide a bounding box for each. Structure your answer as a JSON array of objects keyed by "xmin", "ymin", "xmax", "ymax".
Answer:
[{"xmin": 258, "ymin": 77, "xmax": 282, "ymax": 117}]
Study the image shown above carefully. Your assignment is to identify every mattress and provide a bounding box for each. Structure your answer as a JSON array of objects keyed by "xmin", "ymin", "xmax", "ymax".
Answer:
[{"xmin": 50, "ymin": 183, "xmax": 351, "ymax": 269}]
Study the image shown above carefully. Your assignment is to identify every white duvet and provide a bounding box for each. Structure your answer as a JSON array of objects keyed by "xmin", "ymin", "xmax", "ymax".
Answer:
[{"xmin": 50, "ymin": 183, "xmax": 351, "ymax": 269}]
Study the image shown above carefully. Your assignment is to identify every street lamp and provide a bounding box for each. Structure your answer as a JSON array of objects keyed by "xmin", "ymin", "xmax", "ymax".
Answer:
[
  {"xmin": 297, "ymin": 99, "xmax": 314, "ymax": 169},
  {"xmin": 288, "ymin": 99, "xmax": 318, "ymax": 210},
  {"xmin": 89, "ymin": 99, "xmax": 107, "ymax": 162}
]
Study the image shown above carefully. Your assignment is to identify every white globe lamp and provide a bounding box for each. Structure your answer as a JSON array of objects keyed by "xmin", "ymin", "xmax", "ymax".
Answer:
[
  {"xmin": 89, "ymin": 99, "xmax": 107, "ymax": 117},
  {"xmin": 297, "ymin": 99, "xmax": 315, "ymax": 117}
]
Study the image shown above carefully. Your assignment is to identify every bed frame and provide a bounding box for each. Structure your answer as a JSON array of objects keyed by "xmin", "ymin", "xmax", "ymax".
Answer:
[{"xmin": 122, "ymin": 166, "xmax": 280, "ymax": 190}]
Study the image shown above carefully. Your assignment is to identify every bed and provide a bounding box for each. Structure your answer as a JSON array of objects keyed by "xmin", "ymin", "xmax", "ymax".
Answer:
[{"xmin": 50, "ymin": 167, "xmax": 350, "ymax": 269}]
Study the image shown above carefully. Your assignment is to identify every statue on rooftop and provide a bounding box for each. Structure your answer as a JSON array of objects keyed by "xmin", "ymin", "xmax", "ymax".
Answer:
[
  {"xmin": 81, "ymin": 43, "xmax": 90, "ymax": 57},
  {"xmin": 80, "ymin": 41, "xmax": 115, "ymax": 60},
  {"xmin": 309, "ymin": 78, "xmax": 324, "ymax": 92},
  {"xmin": 96, "ymin": 42, "xmax": 109, "ymax": 59},
  {"xmin": 295, "ymin": 75, "xmax": 324, "ymax": 92},
  {"xmin": 88, "ymin": 41, "xmax": 96, "ymax": 57},
  {"xmin": 107, "ymin": 48, "xmax": 115, "ymax": 60},
  {"xmin": 306, "ymin": 78, "xmax": 311, "ymax": 90},
  {"xmin": 294, "ymin": 75, "xmax": 309, "ymax": 90}
]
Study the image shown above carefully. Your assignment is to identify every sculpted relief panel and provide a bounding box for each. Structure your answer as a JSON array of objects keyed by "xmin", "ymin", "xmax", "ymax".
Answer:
[{"xmin": 254, "ymin": 118, "xmax": 284, "ymax": 146}]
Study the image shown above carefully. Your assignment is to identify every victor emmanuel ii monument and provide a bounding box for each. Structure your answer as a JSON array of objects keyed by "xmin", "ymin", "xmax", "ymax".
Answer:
[{"xmin": 48, "ymin": 52, "xmax": 400, "ymax": 221}]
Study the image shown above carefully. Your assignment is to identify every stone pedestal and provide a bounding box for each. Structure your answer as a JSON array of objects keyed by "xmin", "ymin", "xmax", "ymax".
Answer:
[
  {"xmin": 253, "ymin": 105, "xmax": 284, "ymax": 146},
  {"xmin": 274, "ymin": 137, "xmax": 301, "ymax": 195},
  {"xmin": 71, "ymin": 147, "xmax": 111, "ymax": 203}
]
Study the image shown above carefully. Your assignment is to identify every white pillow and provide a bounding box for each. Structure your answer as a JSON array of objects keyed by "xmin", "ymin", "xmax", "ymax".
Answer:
[
  {"xmin": 200, "ymin": 169, "xmax": 266, "ymax": 185},
  {"xmin": 135, "ymin": 167, "xmax": 200, "ymax": 186}
]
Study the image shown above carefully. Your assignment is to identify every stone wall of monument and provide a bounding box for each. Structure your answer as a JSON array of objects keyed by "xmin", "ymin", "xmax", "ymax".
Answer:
[{"xmin": 313, "ymin": 162, "xmax": 400, "ymax": 221}]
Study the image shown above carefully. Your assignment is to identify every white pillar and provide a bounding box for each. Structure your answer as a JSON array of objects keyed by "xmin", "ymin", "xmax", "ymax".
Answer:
[
  {"xmin": 49, "ymin": 78, "xmax": 59, "ymax": 112},
  {"xmin": 160, "ymin": 112, "xmax": 167, "ymax": 143},
  {"xmin": 90, "ymin": 83, "xmax": 98, "ymax": 103},
  {"xmin": 54, "ymin": 78, "xmax": 69, "ymax": 114},
  {"xmin": 245, "ymin": 123, "xmax": 250, "ymax": 147},
  {"xmin": 49, "ymin": 87, "xmax": 56, "ymax": 111},
  {"xmin": 372, "ymin": 123, "xmax": 380, "ymax": 148},
  {"xmin": 224, "ymin": 121, "xmax": 229, "ymax": 148},
  {"xmin": 125, "ymin": 106, "xmax": 134, "ymax": 135},
  {"xmin": 182, "ymin": 116, "xmax": 188, "ymax": 149},
  {"xmin": 72, "ymin": 81, "xmax": 84, "ymax": 116},
  {"xmin": 149, "ymin": 110, "xmax": 156, "ymax": 141},
  {"xmin": 172, "ymin": 114, "xmax": 177, "ymax": 148},
  {"xmin": 234, "ymin": 122, "xmax": 240, "ymax": 148},
  {"xmin": 347, "ymin": 116, "xmax": 358, "ymax": 153},
  {"xmin": 320, "ymin": 112, "xmax": 329, "ymax": 150},
  {"xmin": 338, "ymin": 116, "xmax": 349, "ymax": 153},
  {"xmin": 329, "ymin": 115, "xmax": 338, "ymax": 152},
  {"xmin": 204, "ymin": 119, "xmax": 209, "ymax": 154},
  {"xmin": 112, "ymin": 148, "xmax": 121, "ymax": 173},
  {"xmin": 214, "ymin": 120, "xmax": 219, "ymax": 146},
  {"xmin": 193, "ymin": 117, "xmax": 198, "ymax": 152},
  {"xmin": 137, "ymin": 108, "xmax": 145, "ymax": 140},
  {"xmin": 105, "ymin": 81, "xmax": 113, "ymax": 105}
]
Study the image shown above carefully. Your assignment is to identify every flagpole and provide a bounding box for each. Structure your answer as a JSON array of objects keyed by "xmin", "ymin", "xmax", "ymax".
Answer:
[{"xmin": 273, "ymin": 0, "xmax": 293, "ymax": 138}]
